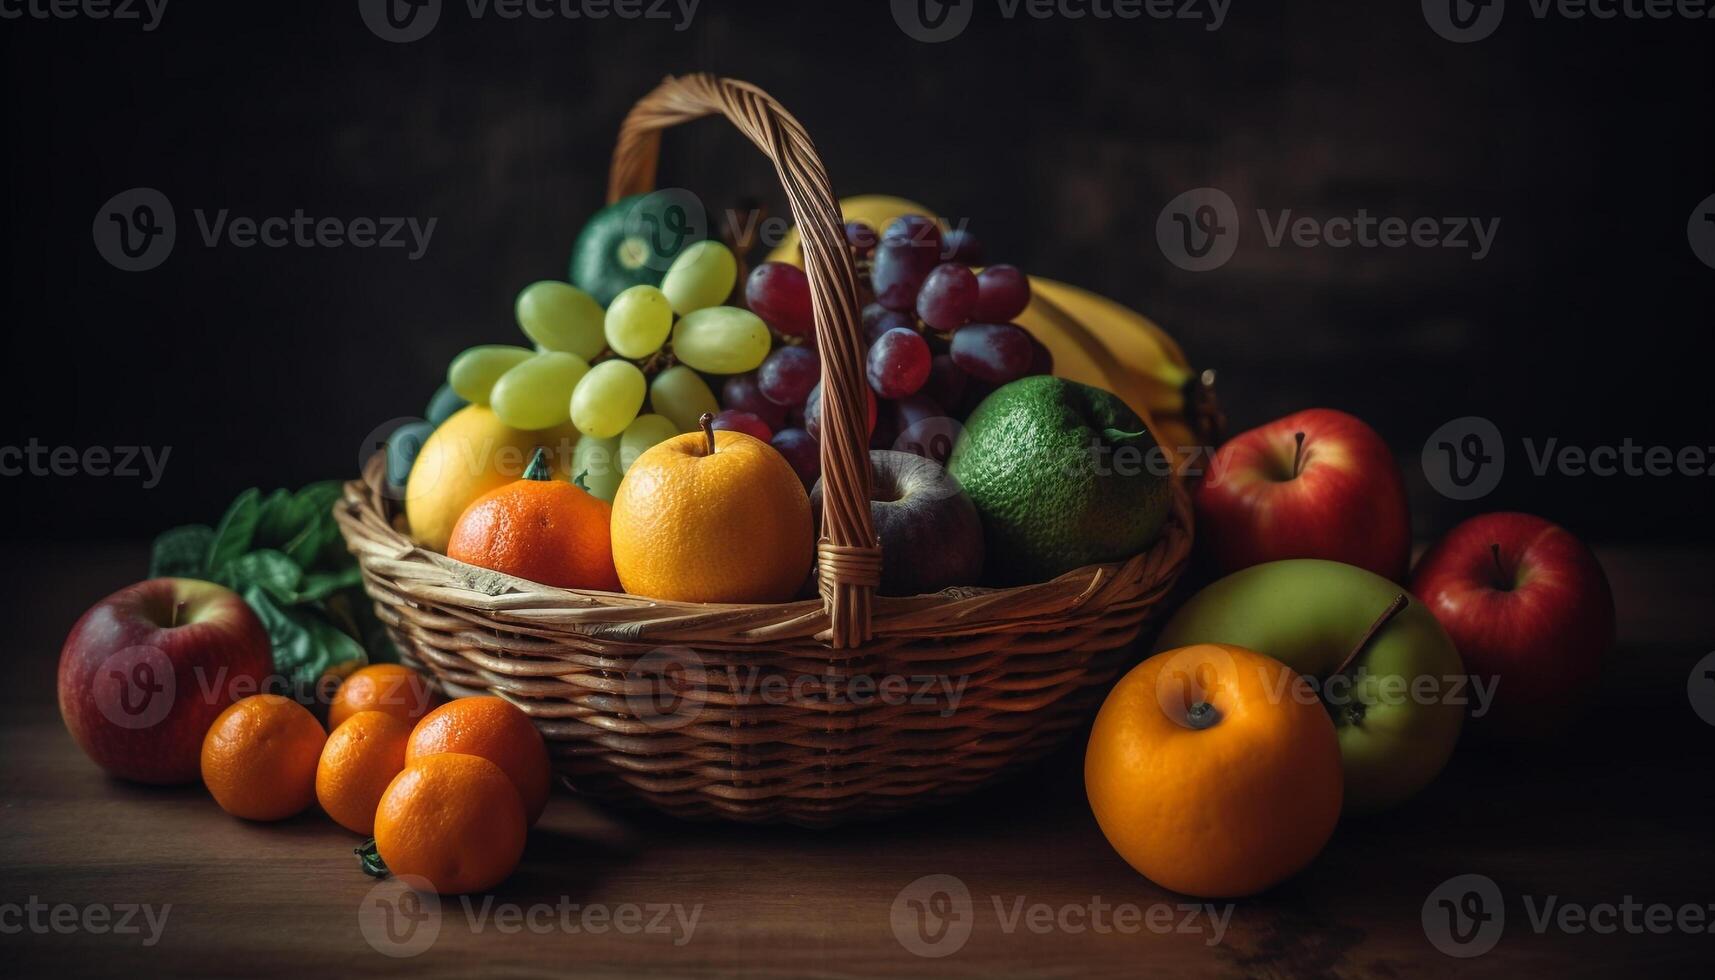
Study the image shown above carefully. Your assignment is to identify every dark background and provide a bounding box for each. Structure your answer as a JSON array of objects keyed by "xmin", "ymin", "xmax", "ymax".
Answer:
[{"xmin": 2, "ymin": 0, "xmax": 1711, "ymax": 546}]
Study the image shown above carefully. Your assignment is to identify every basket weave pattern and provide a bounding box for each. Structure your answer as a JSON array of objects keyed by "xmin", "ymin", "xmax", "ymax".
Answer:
[{"xmin": 335, "ymin": 74, "xmax": 1193, "ymax": 825}]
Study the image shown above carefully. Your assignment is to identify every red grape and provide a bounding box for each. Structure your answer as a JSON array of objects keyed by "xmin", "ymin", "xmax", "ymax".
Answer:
[
  {"xmin": 871, "ymin": 239, "xmax": 930, "ymax": 312},
  {"xmin": 1028, "ymin": 333, "xmax": 1054, "ymax": 376},
  {"xmin": 712, "ymin": 409, "xmax": 774, "ymax": 443},
  {"xmin": 771, "ymin": 427, "xmax": 820, "ymax": 491},
  {"xmin": 892, "ymin": 393, "xmax": 943, "ymax": 431},
  {"xmin": 973, "ymin": 264, "xmax": 1031, "ymax": 322},
  {"xmin": 862, "ymin": 303, "xmax": 915, "ymax": 347},
  {"xmin": 950, "ymin": 323, "xmax": 1034, "ymax": 384},
  {"xmin": 758, "ymin": 345, "xmax": 820, "ymax": 407},
  {"xmin": 882, "ymin": 214, "xmax": 944, "ymax": 258},
  {"xmin": 923, "ymin": 353, "xmax": 967, "ymax": 408},
  {"xmin": 844, "ymin": 221, "xmax": 878, "ymax": 257},
  {"xmin": 916, "ymin": 262, "xmax": 979, "ymax": 330},
  {"xmin": 941, "ymin": 228, "xmax": 984, "ymax": 264},
  {"xmin": 866, "ymin": 327, "xmax": 932, "ymax": 398},
  {"xmin": 804, "ymin": 381, "xmax": 877, "ymax": 442},
  {"xmin": 746, "ymin": 261, "xmax": 814, "ymax": 337},
  {"xmin": 722, "ymin": 372, "xmax": 787, "ymax": 430}
]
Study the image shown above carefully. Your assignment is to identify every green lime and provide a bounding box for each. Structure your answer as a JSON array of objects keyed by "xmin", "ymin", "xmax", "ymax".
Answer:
[{"xmin": 948, "ymin": 375, "xmax": 1170, "ymax": 584}]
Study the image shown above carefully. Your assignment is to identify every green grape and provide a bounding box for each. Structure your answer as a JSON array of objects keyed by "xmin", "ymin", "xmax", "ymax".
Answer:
[
  {"xmin": 490, "ymin": 351, "xmax": 589, "ymax": 431},
  {"xmin": 572, "ymin": 434, "xmax": 622, "ymax": 502},
  {"xmin": 648, "ymin": 364, "xmax": 719, "ymax": 433},
  {"xmin": 661, "ymin": 240, "xmax": 737, "ymax": 316},
  {"xmin": 604, "ymin": 284, "xmax": 673, "ymax": 359},
  {"xmin": 448, "ymin": 345, "xmax": 533, "ymax": 406},
  {"xmin": 671, "ymin": 306, "xmax": 772, "ymax": 374},
  {"xmin": 570, "ymin": 359, "xmax": 646, "ymax": 438},
  {"xmin": 515, "ymin": 281, "xmax": 605, "ymax": 361},
  {"xmin": 619, "ymin": 414, "xmax": 681, "ymax": 473}
]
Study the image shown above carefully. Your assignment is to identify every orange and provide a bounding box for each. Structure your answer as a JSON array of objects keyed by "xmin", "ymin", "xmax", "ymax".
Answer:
[
  {"xmin": 201, "ymin": 694, "xmax": 327, "ymax": 821},
  {"xmin": 374, "ymin": 753, "xmax": 526, "ymax": 895},
  {"xmin": 316, "ymin": 710, "xmax": 413, "ymax": 835},
  {"xmin": 446, "ymin": 448, "xmax": 621, "ymax": 591},
  {"xmin": 328, "ymin": 663, "xmax": 437, "ymax": 730},
  {"xmin": 406, "ymin": 696, "xmax": 553, "ymax": 824},
  {"xmin": 611, "ymin": 423, "xmax": 811, "ymax": 602},
  {"xmin": 1084, "ymin": 644, "xmax": 1343, "ymax": 897}
]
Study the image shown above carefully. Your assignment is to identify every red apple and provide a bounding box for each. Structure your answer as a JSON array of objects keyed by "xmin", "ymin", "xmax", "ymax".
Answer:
[
  {"xmin": 1410, "ymin": 513, "xmax": 1614, "ymax": 739},
  {"xmin": 59, "ymin": 578, "xmax": 274, "ymax": 784},
  {"xmin": 1196, "ymin": 408, "xmax": 1411, "ymax": 581}
]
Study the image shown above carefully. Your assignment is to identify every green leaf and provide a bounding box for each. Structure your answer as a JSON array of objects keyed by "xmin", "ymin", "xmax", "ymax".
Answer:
[
  {"xmin": 283, "ymin": 517, "xmax": 340, "ymax": 570},
  {"xmin": 286, "ymin": 481, "xmax": 343, "ymax": 536},
  {"xmin": 295, "ymin": 566, "xmax": 363, "ymax": 604},
  {"xmin": 243, "ymin": 585, "xmax": 367, "ymax": 689},
  {"xmin": 251, "ymin": 489, "xmax": 295, "ymax": 547},
  {"xmin": 149, "ymin": 524, "xmax": 213, "ymax": 578},
  {"xmin": 355, "ymin": 838, "xmax": 389, "ymax": 878},
  {"xmin": 226, "ymin": 549, "xmax": 304, "ymax": 604},
  {"xmin": 206, "ymin": 488, "xmax": 262, "ymax": 575}
]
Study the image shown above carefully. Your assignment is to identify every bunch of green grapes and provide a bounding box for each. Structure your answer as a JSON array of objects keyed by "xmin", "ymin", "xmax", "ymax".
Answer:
[{"xmin": 443, "ymin": 239, "xmax": 771, "ymax": 499}]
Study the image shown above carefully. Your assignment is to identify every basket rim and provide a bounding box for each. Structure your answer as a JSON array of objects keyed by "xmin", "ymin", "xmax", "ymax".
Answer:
[{"xmin": 336, "ymin": 453, "xmax": 1193, "ymax": 648}]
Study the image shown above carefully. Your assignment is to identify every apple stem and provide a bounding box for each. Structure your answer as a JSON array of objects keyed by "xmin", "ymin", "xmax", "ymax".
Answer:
[
  {"xmin": 1490, "ymin": 543, "xmax": 1509, "ymax": 589},
  {"xmin": 170, "ymin": 599, "xmax": 186, "ymax": 628},
  {"xmin": 1332, "ymin": 593, "xmax": 1409, "ymax": 677},
  {"xmin": 1291, "ymin": 431, "xmax": 1306, "ymax": 478},
  {"xmin": 699, "ymin": 412, "xmax": 717, "ymax": 456}
]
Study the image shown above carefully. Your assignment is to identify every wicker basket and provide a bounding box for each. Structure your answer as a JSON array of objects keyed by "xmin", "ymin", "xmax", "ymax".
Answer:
[{"xmin": 335, "ymin": 73, "xmax": 1194, "ymax": 826}]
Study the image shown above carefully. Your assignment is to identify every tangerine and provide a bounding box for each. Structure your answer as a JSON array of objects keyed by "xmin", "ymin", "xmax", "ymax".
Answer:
[
  {"xmin": 406, "ymin": 696, "xmax": 553, "ymax": 824},
  {"xmin": 201, "ymin": 694, "xmax": 327, "ymax": 821},
  {"xmin": 1084, "ymin": 643, "xmax": 1343, "ymax": 897}
]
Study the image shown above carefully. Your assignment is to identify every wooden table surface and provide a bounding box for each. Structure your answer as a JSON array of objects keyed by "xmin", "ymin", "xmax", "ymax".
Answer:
[{"xmin": 4, "ymin": 543, "xmax": 1713, "ymax": 978}]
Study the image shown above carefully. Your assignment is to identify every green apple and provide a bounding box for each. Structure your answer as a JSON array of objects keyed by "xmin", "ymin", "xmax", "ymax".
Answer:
[{"xmin": 1155, "ymin": 559, "xmax": 1465, "ymax": 813}]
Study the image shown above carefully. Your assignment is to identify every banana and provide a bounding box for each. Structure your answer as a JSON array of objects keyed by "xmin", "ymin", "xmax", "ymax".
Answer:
[
  {"xmin": 762, "ymin": 194, "xmax": 1217, "ymax": 460},
  {"xmin": 1018, "ymin": 278, "xmax": 1215, "ymax": 462}
]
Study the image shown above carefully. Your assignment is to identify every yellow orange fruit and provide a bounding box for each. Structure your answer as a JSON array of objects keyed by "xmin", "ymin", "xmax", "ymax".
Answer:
[
  {"xmin": 1084, "ymin": 644, "xmax": 1343, "ymax": 897},
  {"xmin": 328, "ymin": 663, "xmax": 437, "ymax": 730},
  {"xmin": 374, "ymin": 753, "xmax": 526, "ymax": 895},
  {"xmin": 404, "ymin": 405, "xmax": 580, "ymax": 553},
  {"xmin": 201, "ymin": 694, "xmax": 327, "ymax": 821},
  {"xmin": 406, "ymin": 696, "xmax": 553, "ymax": 825},
  {"xmin": 316, "ymin": 710, "xmax": 413, "ymax": 835},
  {"xmin": 611, "ymin": 428, "xmax": 812, "ymax": 603}
]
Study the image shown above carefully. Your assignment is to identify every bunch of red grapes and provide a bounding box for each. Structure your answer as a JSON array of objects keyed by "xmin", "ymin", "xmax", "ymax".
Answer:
[{"xmin": 715, "ymin": 214, "xmax": 1044, "ymax": 490}]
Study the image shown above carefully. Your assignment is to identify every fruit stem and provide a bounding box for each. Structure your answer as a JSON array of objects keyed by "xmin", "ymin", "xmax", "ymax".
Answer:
[
  {"xmin": 170, "ymin": 599, "xmax": 186, "ymax": 628},
  {"xmin": 1185, "ymin": 701, "xmax": 1220, "ymax": 731},
  {"xmin": 699, "ymin": 412, "xmax": 717, "ymax": 456},
  {"xmin": 1291, "ymin": 431, "xmax": 1307, "ymax": 478},
  {"xmin": 1490, "ymin": 543, "xmax": 1509, "ymax": 590},
  {"xmin": 1332, "ymin": 593, "xmax": 1409, "ymax": 677},
  {"xmin": 523, "ymin": 447, "xmax": 551, "ymax": 481}
]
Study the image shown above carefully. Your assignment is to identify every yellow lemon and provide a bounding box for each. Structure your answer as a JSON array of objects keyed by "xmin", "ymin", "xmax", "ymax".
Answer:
[{"xmin": 404, "ymin": 405, "xmax": 579, "ymax": 552}]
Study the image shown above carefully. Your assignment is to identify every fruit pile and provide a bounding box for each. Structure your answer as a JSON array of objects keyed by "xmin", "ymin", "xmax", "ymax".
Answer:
[
  {"xmin": 1084, "ymin": 407, "xmax": 1616, "ymax": 898},
  {"xmin": 392, "ymin": 193, "xmax": 1175, "ymax": 602}
]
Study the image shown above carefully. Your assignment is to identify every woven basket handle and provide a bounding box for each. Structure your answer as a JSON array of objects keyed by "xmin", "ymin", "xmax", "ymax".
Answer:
[{"xmin": 606, "ymin": 74, "xmax": 879, "ymax": 649}]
